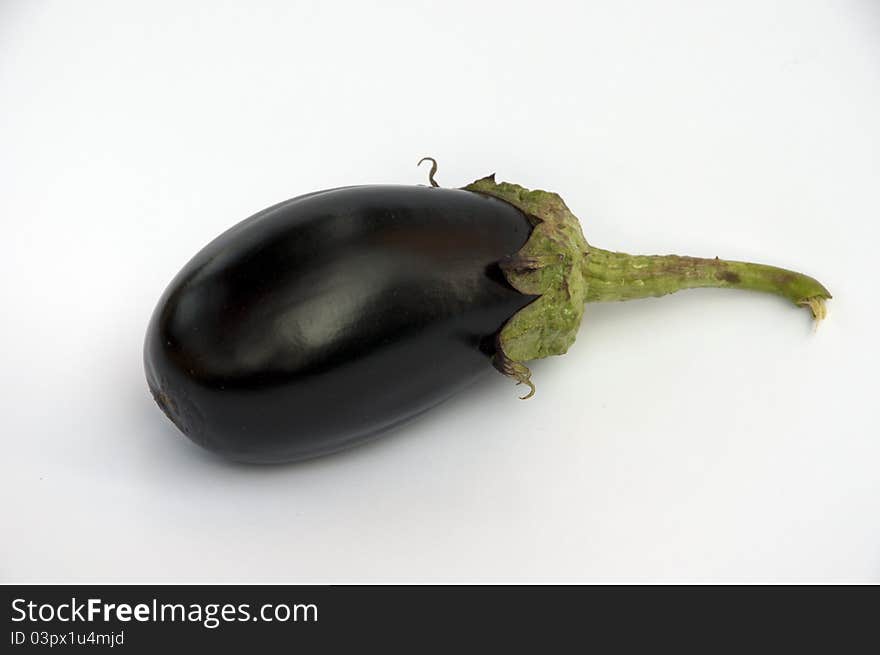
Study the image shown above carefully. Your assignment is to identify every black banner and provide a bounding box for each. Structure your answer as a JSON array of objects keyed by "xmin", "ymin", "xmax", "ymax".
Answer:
[{"xmin": 2, "ymin": 586, "xmax": 877, "ymax": 651}]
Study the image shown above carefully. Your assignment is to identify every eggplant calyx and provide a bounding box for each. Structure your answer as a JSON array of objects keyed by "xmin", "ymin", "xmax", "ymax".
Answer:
[
  {"xmin": 417, "ymin": 157, "xmax": 440, "ymax": 187},
  {"xmin": 463, "ymin": 175, "xmax": 591, "ymax": 398}
]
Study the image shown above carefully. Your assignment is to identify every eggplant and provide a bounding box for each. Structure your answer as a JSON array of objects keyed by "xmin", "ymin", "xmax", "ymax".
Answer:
[
  {"xmin": 145, "ymin": 161, "xmax": 831, "ymax": 463},
  {"xmin": 144, "ymin": 182, "xmax": 535, "ymax": 462}
]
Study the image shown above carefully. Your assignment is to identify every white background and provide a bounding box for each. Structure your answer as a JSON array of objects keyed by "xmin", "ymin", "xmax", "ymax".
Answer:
[{"xmin": 2, "ymin": 0, "xmax": 878, "ymax": 583}]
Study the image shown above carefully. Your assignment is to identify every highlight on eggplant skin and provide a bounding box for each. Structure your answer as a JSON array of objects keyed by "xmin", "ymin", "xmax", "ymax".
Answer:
[
  {"xmin": 143, "ymin": 184, "xmax": 535, "ymax": 463},
  {"xmin": 144, "ymin": 163, "xmax": 830, "ymax": 464}
]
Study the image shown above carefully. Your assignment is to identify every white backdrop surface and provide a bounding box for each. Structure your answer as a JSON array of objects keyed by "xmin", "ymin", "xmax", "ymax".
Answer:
[{"xmin": 1, "ymin": 0, "xmax": 878, "ymax": 582}]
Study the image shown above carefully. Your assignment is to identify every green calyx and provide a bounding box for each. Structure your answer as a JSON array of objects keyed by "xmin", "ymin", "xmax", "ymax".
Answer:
[
  {"xmin": 464, "ymin": 175, "xmax": 591, "ymax": 399},
  {"xmin": 463, "ymin": 174, "xmax": 832, "ymax": 399}
]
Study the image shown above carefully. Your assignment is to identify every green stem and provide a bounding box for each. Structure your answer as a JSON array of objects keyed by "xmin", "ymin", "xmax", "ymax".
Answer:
[{"xmin": 583, "ymin": 247, "xmax": 831, "ymax": 318}]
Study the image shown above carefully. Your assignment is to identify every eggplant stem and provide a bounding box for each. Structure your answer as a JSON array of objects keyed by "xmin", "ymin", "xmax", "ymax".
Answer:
[
  {"xmin": 800, "ymin": 296, "xmax": 827, "ymax": 322},
  {"xmin": 583, "ymin": 247, "xmax": 831, "ymax": 322}
]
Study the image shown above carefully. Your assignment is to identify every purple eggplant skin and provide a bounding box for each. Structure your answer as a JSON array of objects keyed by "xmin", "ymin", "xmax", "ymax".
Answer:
[{"xmin": 144, "ymin": 185, "xmax": 534, "ymax": 463}]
